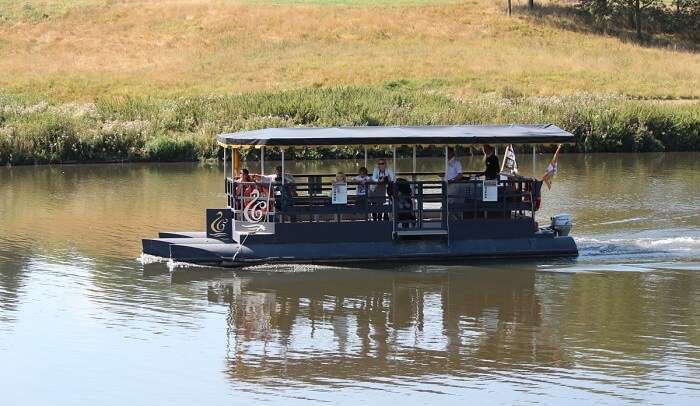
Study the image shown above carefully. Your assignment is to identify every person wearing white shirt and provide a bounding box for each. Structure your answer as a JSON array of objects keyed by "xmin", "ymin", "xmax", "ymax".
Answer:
[
  {"xmin": 259, "ymin": 166, "xmax": 296, "ymax": 214},
  {"xmin": 261, "ymin": 166, "xmax": 296, "ymax": 193},
  {"xmin": 444, "ymin": 148, "xmax": 465, "ymax": 219},
  {"xmin": 352, "ymin": 167, "xmax": 371, "ymax": 215},
  {"xmin": 353, "ymin": 167, "xmax": 371, "ymax": 198},
  {"xmin": 445, "ymin": 150, "xmax": 463, "ymax": 182},
  {"xmin": 371, "ymin": 160, "xmax": 396, "ymax": 184},
  {"xmin": 370, "ymin": 159, "xmax": 395, "ymax": 220}
]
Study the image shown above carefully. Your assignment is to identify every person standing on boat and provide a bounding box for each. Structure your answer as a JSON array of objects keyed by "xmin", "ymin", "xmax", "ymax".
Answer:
[
  {"xmin": 444, "ymin": 148, "xmax": 465, "ymax": 219},
  {"xmin": 353, "ymin": 167, "xmax": 371, "ymax": 208},
  {"xmin": 482, "ymin": 145, "xmax": 500, "ymax": 180},
  {"xmin": 267, "ymin": 165, "xmax": 296, "ymax": 194},
  {"xmin": 370, "ymin": 159, "xmax": 395, "ymax": 220}
]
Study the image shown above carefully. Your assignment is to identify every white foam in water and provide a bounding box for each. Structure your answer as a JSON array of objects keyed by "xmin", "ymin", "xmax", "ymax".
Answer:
[
  {"xmin": 595, "ymin": 217, "xmax": 649, "ymax": 226},
  {"xmin": 642, "ymin": 261, "xmax": 700, "ymax": 271},
  {"xmin": 538, "ymin": 263, "xmax": 659, "ymax": 274},
  {"xmin": 572, "ymin": 232, "xmax": 700, "ymax": 274},
  {"xmin": 577, "ymin": 235, "xmax": 700, "ymax": 252},
  {"xmin": 636, "ymin": 236, "xmax": 700, "ymax": 250},
  {"xmin": 167, "ymin": 259, "xmax": 208, "ymax": 272},
  {"xmin": 138, "ymin": 253, "xmax": 169, "ymax": 264},
  {"xmin": 241, "ymin": 263, "xmax": 351, "ymax": 273}
]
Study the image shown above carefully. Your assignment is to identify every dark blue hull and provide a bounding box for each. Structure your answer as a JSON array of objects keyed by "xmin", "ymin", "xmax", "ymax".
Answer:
[{"xmin": 142, "ymin": 232, "xmax": 577, "ymax": 267}]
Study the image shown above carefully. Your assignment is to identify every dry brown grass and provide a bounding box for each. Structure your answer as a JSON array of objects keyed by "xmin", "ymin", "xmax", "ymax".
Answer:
[{"xmin": 1, "ymin": 0, "xmax": 699, "ymax": 100}]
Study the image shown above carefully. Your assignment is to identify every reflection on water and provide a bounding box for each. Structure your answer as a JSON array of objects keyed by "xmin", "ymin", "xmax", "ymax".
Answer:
[
  {"xmin": 216, "ymin": 267, "xmax": 565, "ymax": 381},
  {"xmin": 0, "ymin": 153, "xmax": 699, "ymax": 404}
]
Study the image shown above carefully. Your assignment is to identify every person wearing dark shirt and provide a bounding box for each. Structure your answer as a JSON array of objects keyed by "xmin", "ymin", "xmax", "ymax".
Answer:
[{"xmin": 482, "ymin": 144, "xmax": 500, "ymax": 180}]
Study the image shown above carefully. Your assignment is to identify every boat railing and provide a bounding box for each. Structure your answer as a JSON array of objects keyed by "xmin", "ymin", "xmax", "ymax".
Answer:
[
  {"xmin": 225, "ymin": 179, "xmax": 277, "ymax": 223},
  {"xmin": 226, "ymin": 177, "xmax": 400, "ymax": 223},
  {"xmin": 225, "ymin": 176, "xmax": 538, "ymax": 226},
  {"xmin": 445, "ymin": 178, "xmax": 537, "ymax": 219},
  {"xmin": 391, "ymin": 180, "xmax": 449, "ymax": 235}
]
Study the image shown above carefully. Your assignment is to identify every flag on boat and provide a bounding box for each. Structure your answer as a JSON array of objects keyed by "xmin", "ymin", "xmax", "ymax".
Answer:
[
  {"xmin": 501, "ymin": 144, "xmax": 518, "ymax": 175},
  {"xmin": 541, "ymin": 144, "xmax": 562, "ymax": 190}
]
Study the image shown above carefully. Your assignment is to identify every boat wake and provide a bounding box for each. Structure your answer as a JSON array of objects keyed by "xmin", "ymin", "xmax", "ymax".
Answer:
[
  {"xmin": 167, "ymin": 259, "xmax": 210, "ymax": 271},
  {"xmin": 536, "ymin": 233, "xmax": 700, "ymax": 274},
  {"xmin": 575, "ymin": 234, "xmax": 700, "ymax": 262},
  {"xmin": 138, "ymin": 253, "xmax": 169, "ymax": 265},
  {"xmin": 593, "ymin": 216, "xmax": 650, "ymax": 226},
  {"xmin": 139, "ymin": 253, "xmax": 210, "ymax": 274},
  {"xmin": 241, "ymin": 263, "xmax": 355, "ymax": 273}
]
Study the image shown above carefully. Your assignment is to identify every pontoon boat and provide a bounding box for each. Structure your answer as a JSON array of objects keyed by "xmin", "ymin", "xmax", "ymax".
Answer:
[{"xmin": 142, "ymin": 125, "xmax": 577, "ymax": 266}]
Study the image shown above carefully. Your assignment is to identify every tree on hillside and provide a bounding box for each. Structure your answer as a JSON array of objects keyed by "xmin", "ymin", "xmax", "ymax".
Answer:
[
  {"xmin": 630, "ymin": 0, "xmax": 660, "ymax": 38},
  {"xmin": 671, "ymin": 0, "xmax": 700, "ymax": 41},
  {"xmin": 506, "ymin": 0, "xmax": 536, "ymax": 15},
  {"xmin": 580, "ymin": 0, "xmax": 611, "ymax": 30},
  {"xmin": 578, "ymin": 0, "xmax": 698, "ymax": 42}
]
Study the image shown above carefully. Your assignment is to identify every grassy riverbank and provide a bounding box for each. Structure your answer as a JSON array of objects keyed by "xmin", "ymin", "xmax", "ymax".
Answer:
[{"xmin": 1, "ymin": 88, "xmax": 698, "ymax": 165}]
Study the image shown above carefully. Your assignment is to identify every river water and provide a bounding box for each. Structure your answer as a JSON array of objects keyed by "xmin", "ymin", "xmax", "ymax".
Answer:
[{"xmin": 0, "ymin": 153, "xmax": 698, "ymax": 405}]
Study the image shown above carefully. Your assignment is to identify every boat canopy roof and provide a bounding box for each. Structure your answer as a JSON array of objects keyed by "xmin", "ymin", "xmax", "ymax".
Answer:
[{"xmin": 217, "ymin": 124, "xmax": 575, "ymax": 147}]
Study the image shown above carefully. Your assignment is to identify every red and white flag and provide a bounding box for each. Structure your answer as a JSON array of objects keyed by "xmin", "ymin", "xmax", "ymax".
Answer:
[{"xmin": 541, "ymin": 144, "xmax": 562, "ymax": 190}]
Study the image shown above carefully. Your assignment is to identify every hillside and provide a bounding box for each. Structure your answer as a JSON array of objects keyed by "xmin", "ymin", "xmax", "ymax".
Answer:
[{"xmin": 1, "ymin": 0, "xmax": 699, "ymax": 100}]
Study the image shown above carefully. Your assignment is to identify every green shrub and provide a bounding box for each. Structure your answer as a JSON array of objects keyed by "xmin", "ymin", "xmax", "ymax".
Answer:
[
  {"xmin": 0, "ymin": 88, "xmax": 698, "ymax": 165},
  {"xmin": 144, "ymin": 135, "xmax": 198, "ymax": 162}
]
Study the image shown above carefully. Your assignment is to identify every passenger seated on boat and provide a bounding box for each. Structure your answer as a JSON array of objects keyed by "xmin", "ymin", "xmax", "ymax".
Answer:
[
  {"xmin": 481, "ymin": 144, "xmax": 500, "ymax": 180},
  {"xmin": 236, "ymin": 168, "xmax": 253, "ymax": 186},
  {"xmin": 236, "ymin": 168, "xmax": 251, "ymax": 181},
  {"xmin": 234, "ymin": 168, "xmax": 254, "ymax": 209},
  {"xmin": 370, "ymin": 159, "xmax": 395, "ymax": 220},
  {"xmin": 353, "ymin": 167, "xmax": 371, "ymax": 207},
  {"xmin": 395, "ymin": 178, "xmax": 416, "ymax": 228}
]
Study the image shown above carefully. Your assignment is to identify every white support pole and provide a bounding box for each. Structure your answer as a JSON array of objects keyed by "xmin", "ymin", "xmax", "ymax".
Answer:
[
  {"xmin": 532, "ymin": 145, "xmax": 536, "ymax": 178},
  {"xmin": 232, "ymin": 147, "xmax": 238, "ymax": 179},
  {"xmin": 364, "ymin": 146, "xmax": 368, "ymax": 168},
  {"xmin": 260, "ymin": 146, "xmax": 265, "ymax": 175},
  {"xmin": 444, "ymin": 145, "xmax": 449, "ymax": 181},
  {"xmin": 281, "ymin": 147, "xmax": 285, "ymax": 185},
  {"xmin": 223, "ymin": 146, "xmax": 227, "ymax": 179},
  {"xmin": 412, "ymin": 146, "xmax": 417, "ymax": 172},
  {"xmin": 444, "ymin": 145, "xmax": 450, "ymax": 226},
  {"xmin": 412, "ymin": 145, "xmax": 417, "ymax": 182},
  {"xmin": 392, "ymin": 145, "xmax": 397, "ymax": 174}
]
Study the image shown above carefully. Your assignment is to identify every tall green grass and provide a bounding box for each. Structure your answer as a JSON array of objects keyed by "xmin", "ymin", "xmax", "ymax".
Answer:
[{"xmin": 1, "ymin": 87, "xmax": 698, "ymax": 165}]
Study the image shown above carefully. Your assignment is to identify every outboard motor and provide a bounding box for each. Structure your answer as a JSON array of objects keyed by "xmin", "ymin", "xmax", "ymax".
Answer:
[{"xmin": 550, "ymin": 214, "xmax": 573, "ymax": 237}]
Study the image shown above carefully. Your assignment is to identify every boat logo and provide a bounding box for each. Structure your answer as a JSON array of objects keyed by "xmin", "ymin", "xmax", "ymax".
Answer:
[
  {"xmin": 243, "ymin": 188, "xmax": 270, "ymax": 223},
  {"xmin": 206, "ymin": 209, "xmax": 232, "ymax": 240}
]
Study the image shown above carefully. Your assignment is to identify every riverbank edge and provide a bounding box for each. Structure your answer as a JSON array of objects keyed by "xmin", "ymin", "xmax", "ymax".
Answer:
[
  {"xmin": 2, "ymin": 87, "xmax": 699, "ymax": 165},
  {"xmin": 3, "ymin": 151, "xmax": 699, "ymax": 171}
]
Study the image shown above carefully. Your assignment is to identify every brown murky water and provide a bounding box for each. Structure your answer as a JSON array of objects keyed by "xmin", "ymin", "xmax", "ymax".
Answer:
[{"xmin": 0, "ymin": 153, "xmax": 699, "ymax": 405}]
